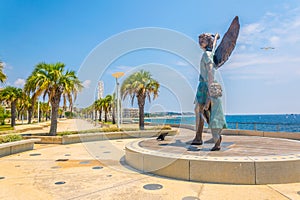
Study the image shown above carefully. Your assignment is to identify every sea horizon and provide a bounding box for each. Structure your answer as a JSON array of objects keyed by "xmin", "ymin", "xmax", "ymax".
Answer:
[
  {"xmin": 142, "ymin": 114, "xmax": 300, "ymax": 133},
  {"xmin": 143, "ymin": 112, "xmax": 300, "ymax": 116}
]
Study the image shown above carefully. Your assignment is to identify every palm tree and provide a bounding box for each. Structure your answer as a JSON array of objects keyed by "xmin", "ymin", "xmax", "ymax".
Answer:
[
  {"xmin": 24, "ymin": 62, "xmax": 82, "ymax": 135},
  {"xmin": 40, "ymin": 102, "xmax": 51, "ymax": 121},
  {"xmin": 16, "ymin": 91, "xmax": 29, "ymax": 121},
  {"xmin": 81, "ymin": 104, "xmax": 94, "ymax": 120},
  {"xmin": 62, "ymin": 80, "xmax": 79, "ymax": 117},
  {"xmin": 58, "ymin": 108, "xmax": 63, "ymax": 118},
  {"xmin": 19, "ymin": 95, "xmax": 31, "ymax": 122},
  {"xmin": 0, "ymin": 61, "xmax": 7, "ymax": 83},
  {"xmin": 24, "ymin": 74, "xmax": 42, "ymax": 124},
  {"xmin": 121, "ymin": 70, "xmax": 159, "ymax": 130},
  {"xmin": 102, "ymin": 95, "xmax": 112, "ymax": 122},
  {"xmin": 111, "ymin": 93, "xmax": 116, "ymax": 124},
  {"xmin": 94, "ymin": 98, "xmax": 103, "ymax": 122},
  {"xmin": 33, "ymin": 101, "xmax": 47, "ymax": 122},
  {"xmin": 93, "ymin": 100, "xmax": 98, "ymax": 123},
  {"xmin": 0, "ymin": 86, "xmax": 23, "ymax": 127}
]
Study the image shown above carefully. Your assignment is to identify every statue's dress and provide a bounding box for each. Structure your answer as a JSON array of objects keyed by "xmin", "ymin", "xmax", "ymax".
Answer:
[{"xmin": 196, "ymin": 48, "xmax": 227, "ymax": 129}]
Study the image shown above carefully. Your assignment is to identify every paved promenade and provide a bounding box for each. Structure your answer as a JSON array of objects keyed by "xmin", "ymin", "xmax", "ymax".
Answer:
[
  {"xmin": 13, "ymin": 119, "xmax": 100, "ymax": 134},
  {"xmin": 0, "ymin": 119, "xmax": 299, "ymax": 199}
]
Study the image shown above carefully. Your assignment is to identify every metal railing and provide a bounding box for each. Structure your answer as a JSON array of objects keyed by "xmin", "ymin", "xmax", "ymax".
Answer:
[
  {"xmin": 226, "ymin": 122, "xmax": 300, "ymax": 132},
  {"xmin": 143, "ymin": 117, "xmax": 300, "ymax": 133}
]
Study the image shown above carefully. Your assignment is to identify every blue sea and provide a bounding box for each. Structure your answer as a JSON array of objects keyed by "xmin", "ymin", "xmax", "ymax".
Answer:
[{"xmin": 144, "ymin": 114, "xmax": 300, "ymax": 133}]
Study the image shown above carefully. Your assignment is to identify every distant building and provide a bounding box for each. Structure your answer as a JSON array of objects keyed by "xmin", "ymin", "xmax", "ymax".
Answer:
[
  {"xmin": 97, "ymin": 81, "xmax": 104, "ymax": 100},
  {"xmin": 122, "ymin": 108, "xmax": 139, "ymax": 118},
  {"xmin": 0, "ymin": 88, "xmax": 10, "ymax": 112}
]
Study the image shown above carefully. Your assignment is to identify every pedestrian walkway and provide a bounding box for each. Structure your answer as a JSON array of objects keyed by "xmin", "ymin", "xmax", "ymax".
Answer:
[
  {"xmin": 0, "ymin": 119, "xmax": 299, "ymax": 200},
  {"xmin": 14, "ymin": 119, "xmax": 100, "ymax": 135}
]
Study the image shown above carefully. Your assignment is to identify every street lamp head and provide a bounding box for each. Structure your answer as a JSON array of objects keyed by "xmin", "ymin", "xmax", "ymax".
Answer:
[{"xmin": 112, "ymin": 72, "xmax": 125, "ymax": 79}]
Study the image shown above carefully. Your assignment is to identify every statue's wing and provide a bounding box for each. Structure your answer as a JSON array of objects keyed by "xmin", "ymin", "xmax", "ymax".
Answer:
[{"xmin": 214, "ymin": 16, "xmax": 240, "ymax": 69}]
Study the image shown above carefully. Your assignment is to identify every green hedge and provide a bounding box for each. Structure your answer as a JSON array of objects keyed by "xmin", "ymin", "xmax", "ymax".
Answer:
[
  {"xmin": 57, "ymin": 125, "xmax": 172, "ymax": 136},
  {"xmin": 0, "ymin": 134, "xmax": 23, "ymax": 144}
]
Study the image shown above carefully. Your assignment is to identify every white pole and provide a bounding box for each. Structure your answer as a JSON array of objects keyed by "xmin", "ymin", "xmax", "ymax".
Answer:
[
  {"xmin": 94, "ymin": 95, "xmax": 96, "ymax": 126},
  {"xmin": 116, "ymin": 77, "xmax": 120, "ymax": 128},
  {"xmin": 112, "ymin": 72, "xmax": 124, "ymax": 128}
]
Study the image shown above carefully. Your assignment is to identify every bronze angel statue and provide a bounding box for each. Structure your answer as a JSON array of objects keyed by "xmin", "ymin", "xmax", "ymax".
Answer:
[{"xmin": 192, "ymin": 16, "xmax": 240, "ymax": 151}]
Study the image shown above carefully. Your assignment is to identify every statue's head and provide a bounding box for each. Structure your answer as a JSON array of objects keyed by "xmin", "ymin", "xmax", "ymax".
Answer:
[{"xmin": 198, "ymin": 33, "xmax": 214, "ymax": 51}]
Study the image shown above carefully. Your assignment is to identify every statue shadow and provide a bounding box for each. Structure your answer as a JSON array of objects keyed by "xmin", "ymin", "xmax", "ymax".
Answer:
[
  {"xmin": 159, "ymin": 139, "xmax": 202, "ymax": 152},
  {"xmin": 159, "ymin": 139, "xmax": 234, "ymax": 152}
]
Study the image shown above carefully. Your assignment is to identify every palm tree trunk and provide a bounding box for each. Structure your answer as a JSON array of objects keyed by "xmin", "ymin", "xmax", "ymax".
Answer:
[
  {"xmin": 70, "ymin": 104, "xmax": 73, "ymax": 118},
  {"xmin": 99, "ymin": 110, "xmax": 102, "ymax": 121},
  {"xmin": 17, "ymin": 111, "xmax": 20, "ymax": 121},
  {"xmin": 104, "ymin": 111, "xmax": 107, "ymax": 122},
  {"xmin": 138, "ymin": 96, "xmax": 145, "ymax": 130},
  {"xmin": 39, "ymin": 109, "xmax": 42, "ymax": 122},
  {"xmin": 138, "ymin": 104, "xmax": 144, "ymax": 130},
  {"xmin": 28, "ymin": 97, "xmax": 37, "ymax": 124},
  {"xmin": 11, "ymin": 101, "xmax": 16, "ymax": 127},
  {"xmin": 28, "ymin": 106, "xmax": 33, "ymax": 124},
  {"xmin": 49, "ymin": 93, "xmax": 61, "ymax": 136},
  {"xmin": 112, "ymin": 107, "xmax": 116, "ymax": 124},
  {"xmin": 95, "ymin": 110, "xmax": 97, "ymax": 123}
]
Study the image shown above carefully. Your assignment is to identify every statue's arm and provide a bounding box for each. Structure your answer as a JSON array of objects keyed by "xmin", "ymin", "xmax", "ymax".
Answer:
[{"xmin": 212, "ymin": 33, "xmax": 219, "ymax": 53}]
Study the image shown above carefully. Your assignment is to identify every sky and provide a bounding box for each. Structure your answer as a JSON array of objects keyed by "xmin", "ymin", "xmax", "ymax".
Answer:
[{"xmin": 1, "ymin": 0, "xmax": 300, "ymax": 114}]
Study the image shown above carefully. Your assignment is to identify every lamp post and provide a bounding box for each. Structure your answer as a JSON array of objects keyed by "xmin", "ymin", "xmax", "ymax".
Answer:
[{"xmin": 112, "ymin": 72, "xmax": 124, "ymax": 128}]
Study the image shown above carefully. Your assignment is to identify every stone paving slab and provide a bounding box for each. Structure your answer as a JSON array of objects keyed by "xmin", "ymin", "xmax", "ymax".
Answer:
[
  {"xmin": 125, "ymin": 128, "xmax": 300, "ymax": 184},
  {"xmin": 1, "ymin": 120, "xmax": 300, "ymax": 199},
  {"xmin": 139, "ymin": 128, "xmax": 300, "ymax": 157},
  {"xmin": 1, "ymin": 139, "xmax": 299, "ymax": 200}
]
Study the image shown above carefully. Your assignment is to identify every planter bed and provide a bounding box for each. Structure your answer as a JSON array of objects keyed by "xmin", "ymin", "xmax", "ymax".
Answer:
[
  {"xmin": 22, "ymin": 129, "xmax": 178, "ymax": 144},
  {"xmin": 0, "ymin": 139, "xmax": 41, "ymax": 157}
]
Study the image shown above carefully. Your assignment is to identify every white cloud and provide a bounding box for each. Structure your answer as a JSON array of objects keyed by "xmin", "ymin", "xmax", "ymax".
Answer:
[
  {"xmin": 175, "ymin": 61, "xmax": 189, "ymax": 66},
  {"xmin": 269, "ymin": 36, "xmax": 280, "ymax": 46},
  {"xmin": 243, "ymin": 23, "xmax": 264, "ymax": 35},
  {"xmin": 228, "ymin": 5, "xmax": 300, "ymax": 86},
  {"xmin": 1, "ymin": 62, "xmax": 13, "ymax": 70},
  {"xmin": 14, "ymin": 78, "xmax": 25, "ymax": 88},
  {"xmin": 238, "ymin": 6, "xmax": 300, "ymax": 50},
  {"xmin": 238, "ymin": 45, "xmax": 246, "ymax": 51},
  {"xmin": 116, "ymin": 65, "xmax": 133, "ymax": 71},
  {"xmin": 224, "ymin": 52, "xmax": 300, "ymax": 85},
  {"xmin": 82, "ymin": 80, "xmax": 91, "ymax": 88}
]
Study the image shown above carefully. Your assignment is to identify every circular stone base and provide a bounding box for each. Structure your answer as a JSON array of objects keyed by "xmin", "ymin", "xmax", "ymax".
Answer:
[{"xmin": 125, "ymin": 131, "xmax": 300, "ymax": 184}]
